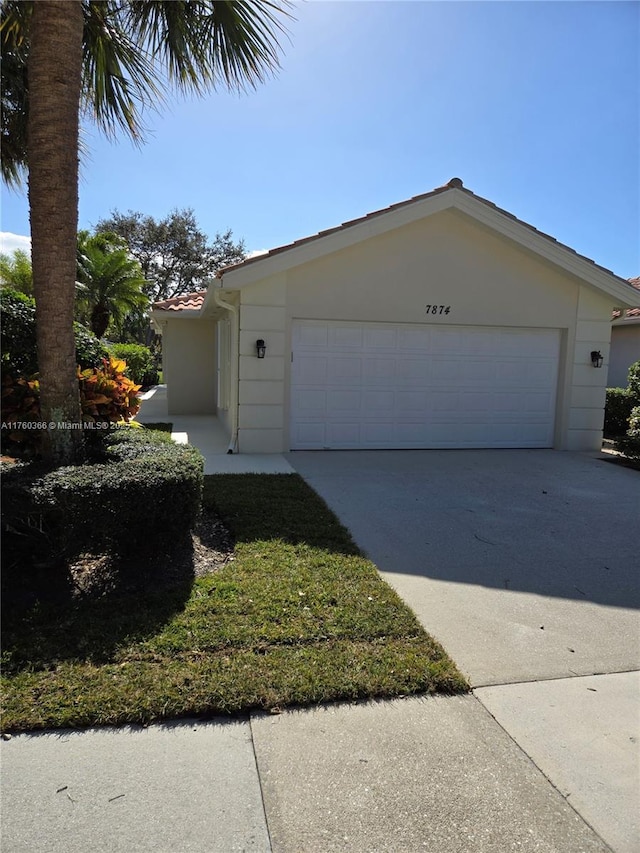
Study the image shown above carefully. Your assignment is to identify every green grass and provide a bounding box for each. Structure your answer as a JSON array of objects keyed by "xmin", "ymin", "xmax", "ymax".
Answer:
[
  {"xmin": 140, "ymin": 422, "xmax": 173, "ymax": 433},
  {"xmin": 1, "ymin": 474, "xmax": 468, "ymax": 731}
]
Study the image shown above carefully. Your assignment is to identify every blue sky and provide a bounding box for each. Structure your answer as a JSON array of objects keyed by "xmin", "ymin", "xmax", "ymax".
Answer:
[{"xmin": 1, "ymin": 0, "xmax": 639, "ymax": 278}]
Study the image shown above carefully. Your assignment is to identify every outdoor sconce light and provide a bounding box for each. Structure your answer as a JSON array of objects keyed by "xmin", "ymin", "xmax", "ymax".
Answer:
[
  {"xmin": 256, "ymin": 339, "xmax": 266, "ymax": 359},
  {"xmin": 590, "ymin": 350, "xmax": 604, "ymax": 368}
]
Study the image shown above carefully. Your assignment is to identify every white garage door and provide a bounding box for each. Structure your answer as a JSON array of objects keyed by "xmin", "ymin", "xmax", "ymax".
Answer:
[{"xmin": 290, "ymin": 320, "xmax": 560, "ymax": 450}]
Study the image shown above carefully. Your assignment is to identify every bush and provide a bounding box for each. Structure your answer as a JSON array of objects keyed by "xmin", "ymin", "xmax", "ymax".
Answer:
[
  {"xmin": 0, "ymin": 286, "xmax": 109, "ymax": 373},
  {"xmin": 627, "ymin": 361, "xmax": 640, "ymax": 403},
  {"xmin": 1, "ymin": 429, "xmax": 204, "ymax": 563},
  {"xmin": 1, "ymin": 358, "xmax": 141, "ymax": 457},
  {"xmin": 604, "ymin": 388, "xmax": 634, "ymax": 437},
  {"xmin": 615, "ymin": 406, "xmax": 640, "ymax": 463},
  {"xmin": 108, "ymin": 343, "xmax": 159, "ymax": 387}
]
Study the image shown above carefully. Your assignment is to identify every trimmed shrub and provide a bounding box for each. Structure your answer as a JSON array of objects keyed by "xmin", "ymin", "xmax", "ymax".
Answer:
[
  {"xmin": 615, "ymin": 406, "xmax": 640, "ymax": 464},
  {"xmin": 604, "ymin": 388, "xmax": 634, "ymax": 438},
  {"xmin": 108, "ymin": 343, "xmax": 159, "ymax": 387},
  {"xmin": 1, "ymin": 429, "xmax": 204, "ymax": 563}
]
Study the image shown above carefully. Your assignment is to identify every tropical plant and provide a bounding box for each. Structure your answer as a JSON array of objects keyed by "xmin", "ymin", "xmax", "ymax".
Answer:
[
  {"xmin": 76, "ymin": 231, "xmax": 148, "ymax": 338},
  {"xmin": 0, "ymin": 0, "xmax": 291, "ymax": 464},
  {"xmin": 96, "ymin": 209, "xmax": 246, "ymax": 303},
  {"xmin": 0, "ymin": 286, "xmax": 108, "ymax": 376},
  {"xmin": 0, "ymin": 249, "xmax": 33, "ymax": 294},
  {"xmin": 108, "ymin": 342, "xmax": 157, "ymax": 387}
]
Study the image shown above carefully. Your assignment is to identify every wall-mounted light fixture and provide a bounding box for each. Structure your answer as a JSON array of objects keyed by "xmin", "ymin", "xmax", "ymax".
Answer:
[
  {"xmin": 256, "ymin": 339, "xmax": 266, "ymax": 359},
  {"xmin": 590, "ymin": 350, "xmax": 604, "ymax": 368}
]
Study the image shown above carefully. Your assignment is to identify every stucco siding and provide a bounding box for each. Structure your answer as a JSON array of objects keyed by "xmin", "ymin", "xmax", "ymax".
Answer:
[
  {"xmin": 285, "ymin": 211, "xmax": 580, "ymax": 329},
  {"xmin": 164, "ymin": 318, "xmax": 217, "ymax": 415},
  {"xmin": 220, "ymin": 207, "xmax": 624, "ymax": 453},
  {"xmin": 608, "ymin": 325, "xmax": 640, "ymax": 388}
]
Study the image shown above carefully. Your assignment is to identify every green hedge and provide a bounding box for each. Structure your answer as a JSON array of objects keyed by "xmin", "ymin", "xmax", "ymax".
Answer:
[
  {"xmin": 1, "ymin": 429, "xmax": 203, "ymax": 562},
  {"xmin": 108, "ymin": 343, "xmax": 159, "ymax": 387},
  {"xmin": 0, "ymin": 286, "xmax": 108, "ymax": 375},
  {"xmin": 604, "ymin": 388, "xmax": 635, "ymax": 437},
  {"xmin": 615, "ymin": 405, "xmax": 640, "ymax": 463}
]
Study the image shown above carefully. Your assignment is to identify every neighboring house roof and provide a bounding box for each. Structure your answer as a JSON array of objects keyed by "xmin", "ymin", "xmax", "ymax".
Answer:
[
  {"xmin": 612, "ymin": 278, "xmax": 640, "ymax": 321},
  {"xmin": 154, "ymin": 290, "xmax": 207, "ymax": 312}
]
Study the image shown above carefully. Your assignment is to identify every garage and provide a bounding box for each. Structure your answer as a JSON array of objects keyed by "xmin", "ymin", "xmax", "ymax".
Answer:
[
  {"xmin": 291, "ymin": 320, "xmax": 560, "ymax": 449},
  {"xmin": 155, "ymin": 178, "xmax": 639, "ymax": 453}
]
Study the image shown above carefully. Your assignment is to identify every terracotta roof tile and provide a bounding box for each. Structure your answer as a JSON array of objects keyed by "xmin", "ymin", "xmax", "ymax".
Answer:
[
  {"xmin": 215, "ymin": 178, "xmax": 628, "ymax": 284},
  {"xmin": 613, "ymin": 278, "xmax": 640, "ymax": 320},
  {"xmin": 153, "ymin": 290, "xmax": 208, "ymax": 311}
]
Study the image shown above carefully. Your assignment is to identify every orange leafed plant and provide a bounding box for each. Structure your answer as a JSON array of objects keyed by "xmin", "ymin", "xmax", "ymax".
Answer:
[{"xmin": 79, "ymin": 357, "xmax": 141, "ymax": 423}]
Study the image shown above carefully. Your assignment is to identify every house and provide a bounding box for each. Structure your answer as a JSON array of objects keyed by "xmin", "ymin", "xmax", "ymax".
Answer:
[
  {"xmin": 608, "ymin": 277, "xmax": 640, "ymax": 388},
  {"xmin": 152, "ymin": 178, "xmax": 639, "ymax": 454}
]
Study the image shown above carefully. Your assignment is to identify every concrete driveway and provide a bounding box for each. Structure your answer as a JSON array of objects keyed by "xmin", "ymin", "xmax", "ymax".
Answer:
[
  {"xmin": 287, "ymin": 448, "xmax": 640, "ymax": 852},
  {"xmin": 287, "ymin": 449, "xmax": 640, "ymax": 686}
]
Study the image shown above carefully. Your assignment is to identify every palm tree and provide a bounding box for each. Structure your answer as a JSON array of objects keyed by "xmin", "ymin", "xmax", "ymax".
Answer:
[
  {"xmin": 76, "ymin": 232, "xmax": 149, "ymax": 339},
  {"xmin": 0, "ymin": 249, "xmax": 33, "ymax": 294},
  {"xmin": 1, "ymin": 1, "xmax": 291, "ymax": 464}
]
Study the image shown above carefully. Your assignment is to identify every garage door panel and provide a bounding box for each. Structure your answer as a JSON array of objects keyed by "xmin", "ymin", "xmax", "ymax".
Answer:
[
  {"xmin": 363, "ymin": 390, "xmax": 395, "ymax": 414},
  {"xmin": 328, "ymin": 357, "xmax": 362, "ymax": 382},
  {"xmin": 330, "ymin": 326, "xmax": 364, "ymax": 349},
  {"xmin": 397, "ymin": 328, "xmax": 431, "ymax": 351},
  {"xmin": 364, "ymin": 359, "xmax": 397, "ymax": 381},
  {"xmin": 295, "ymin": 324, "xmax": 329, "ymax": 348},
  {"xmin": 291, "ymin": 321, "xmax": 559, "ymax": 449},
  {"xmin": 364, "ymin": 327, "xmax": 398, "ymax": 349},
  {"xmin": 327, "ymin": 422, "xmax": 360, "ymax": 446},
  {"xmin": 297, "ymin": 356, "xmax": 328, "ymax": 384},
  {"xmin": 327, "ymin": 389, "xmax": 361, "ymax": 414},
  {"xmin": 293, "ymin": 388, "xmax": 326, "ymax": 415}
]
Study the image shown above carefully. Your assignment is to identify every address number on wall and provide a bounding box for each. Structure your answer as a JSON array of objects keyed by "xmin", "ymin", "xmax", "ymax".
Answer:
[{"xmin": 425, "ymin": 305, "xmax": 451, "ymax": 315}]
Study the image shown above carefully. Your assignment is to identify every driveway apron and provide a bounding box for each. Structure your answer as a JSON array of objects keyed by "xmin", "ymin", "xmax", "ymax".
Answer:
[{"xmin": 287, "ymin": 448, "xmax": 640, "ymax": 853}]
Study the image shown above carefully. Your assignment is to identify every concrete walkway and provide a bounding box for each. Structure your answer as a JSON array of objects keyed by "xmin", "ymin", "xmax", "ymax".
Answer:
[
  {"xmin": 135, "ymin": 385, "xmax": 294, "ymax": 474},
  {"xmin": 2, "ymin": 444, "xmax": 638, "ymax": 852}
]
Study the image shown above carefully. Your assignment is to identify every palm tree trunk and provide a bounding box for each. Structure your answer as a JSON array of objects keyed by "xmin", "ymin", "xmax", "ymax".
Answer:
[{"xmin": 27, "ymin": 0, "xmax": 84, "ymax": 465}]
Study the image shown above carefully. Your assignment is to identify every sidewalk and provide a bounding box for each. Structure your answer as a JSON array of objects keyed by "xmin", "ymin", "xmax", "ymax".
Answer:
[
  {"xmin": 1, "ymin": 689, "xmax": 623, "ymax": 852},
  {"xmin": 2, "ymin": 402, "xmax": 638, "ymax": 852}
]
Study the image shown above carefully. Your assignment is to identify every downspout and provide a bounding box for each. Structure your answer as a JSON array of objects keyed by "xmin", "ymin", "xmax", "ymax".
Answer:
[{"xmin": 213, "ymin": 285, "xmax": 239, "ymax": 454}]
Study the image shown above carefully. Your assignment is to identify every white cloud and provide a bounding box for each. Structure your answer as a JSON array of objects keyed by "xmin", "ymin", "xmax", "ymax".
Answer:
[
  {"xmin": 0, "ymin": 232, "xmax": 31, "ymax": 256},
  {"xmin": 246, "ymin": 248, "xmax": 269, "ymax": 259}
]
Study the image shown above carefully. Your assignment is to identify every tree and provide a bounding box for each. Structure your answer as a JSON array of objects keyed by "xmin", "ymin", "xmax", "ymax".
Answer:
[
  {"xmin": 96, "ymin": 209, "xmax": 245, "ymax": 303},
  {"xmin": 0, "ymin": 249, "xmax": 33, "ymax": 294},
  {"xmin": 76, "ymin": 231, "xmax": 148, "ymax": 339},
  {"xmin": 1, "ymin": 1, "xmax": 291, "ymax": 464}
]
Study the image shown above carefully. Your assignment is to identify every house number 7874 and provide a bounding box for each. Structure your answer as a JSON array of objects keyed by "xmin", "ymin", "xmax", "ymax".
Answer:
[{"xmin": 425, "ymin": 305, "xmax": 451, "ymax": 315}]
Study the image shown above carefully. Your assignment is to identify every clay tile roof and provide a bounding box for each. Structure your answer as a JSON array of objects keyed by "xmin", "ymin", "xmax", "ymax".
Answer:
[
  {"xmin": 613, "ymin": 278, "xmax": 640, "ymax": 320},
  {"xmin": 215, "ymin": 177, "xmax": 628, "ymax": 284},
  {"xmin": 153, "ymin": 290, "xmax": 207, "ymax": 312}
]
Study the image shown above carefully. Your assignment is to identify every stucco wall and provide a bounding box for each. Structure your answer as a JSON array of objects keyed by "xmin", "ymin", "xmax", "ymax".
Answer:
[
  {"xmin": 163, "ymin": 318, "xmax": 217, "ymax": 415},
  {"xmin": 233, "ymin": 209, "xmax": 617, "ymax": 452},
  {"xmin": 608, "ymin": 324, "xmax": 640, "ymax": 388}
]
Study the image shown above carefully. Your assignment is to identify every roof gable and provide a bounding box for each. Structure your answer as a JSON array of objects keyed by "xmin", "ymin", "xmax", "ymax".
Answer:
[{"xmin": 216, "ymin": 179, "xmax": 638, "ymax": 309}]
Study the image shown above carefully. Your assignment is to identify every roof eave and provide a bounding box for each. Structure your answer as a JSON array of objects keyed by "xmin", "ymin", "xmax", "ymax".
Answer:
[{"xmin": 216, "ymin": 186, "xmax": 636, "ymax": 306}]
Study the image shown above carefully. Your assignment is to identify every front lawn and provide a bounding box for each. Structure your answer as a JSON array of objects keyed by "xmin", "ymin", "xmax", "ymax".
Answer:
[{"xmin": 1, "ymin": 474, "xmax": 467, "ymax": 731}]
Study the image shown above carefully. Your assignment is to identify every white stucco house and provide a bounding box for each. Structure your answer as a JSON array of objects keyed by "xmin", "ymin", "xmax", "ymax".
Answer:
[
  {"xmin": 152, "ymin": 178, "xmax": 639, "ymax": 454},
  {"xmin": 608, "ymin": 277, "xmax": 640, "ymax": 388}
]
